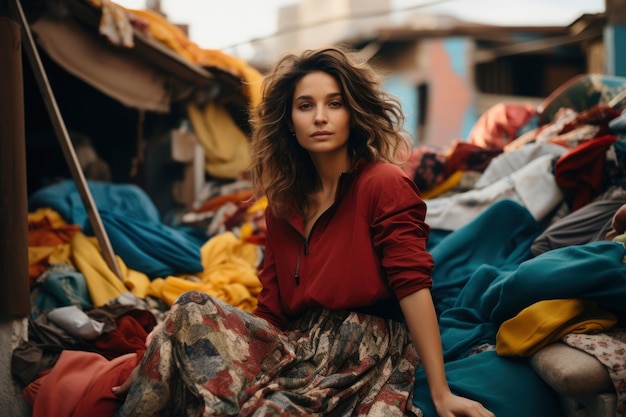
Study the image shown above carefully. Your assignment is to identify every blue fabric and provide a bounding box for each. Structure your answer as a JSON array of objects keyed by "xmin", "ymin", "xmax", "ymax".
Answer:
[
  {"xmin": 29, "ymin": 180, "xmax": 161, "ymax": 227},
  {"xmin": 92, "ymin": 209, "xmax": 206, "ymax": 278},
  {"xmin": 29, "ymin": 180, "xmax": 206, "ymax": 278}
]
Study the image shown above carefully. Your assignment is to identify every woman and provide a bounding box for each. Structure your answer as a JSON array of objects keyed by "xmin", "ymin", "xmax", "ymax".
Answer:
[{"xmin": 114, "ymin": 47, "xmax": 494, "ymax": 417}]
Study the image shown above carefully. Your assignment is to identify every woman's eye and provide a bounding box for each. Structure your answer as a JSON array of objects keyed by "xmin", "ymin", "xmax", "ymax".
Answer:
[
  {"xmin": 329, "ymin": 101, "xmax": 342, "ymax": 108},
  {"xmin": 299, "ymin": 103, "xmax": 312, "ymax": 110}
]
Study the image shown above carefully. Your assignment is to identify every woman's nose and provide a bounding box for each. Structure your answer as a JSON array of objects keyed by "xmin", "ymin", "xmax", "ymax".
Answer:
[{"xmin": 314, "ymin": 108, "xmax": 327, "ymax": 124}]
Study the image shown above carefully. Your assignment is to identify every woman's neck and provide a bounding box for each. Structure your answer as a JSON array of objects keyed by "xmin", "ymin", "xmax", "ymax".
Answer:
[
  {"xmin": 302, "ymin": 149, "xmax": 351, "ymax": 226},
  {"xmin": 310, "ymin": 149, "xmax": 351, "ymax": 190}
]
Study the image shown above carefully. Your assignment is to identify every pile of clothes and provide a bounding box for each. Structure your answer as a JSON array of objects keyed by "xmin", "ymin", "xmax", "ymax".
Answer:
[{"xmin": 14, "ymin": 73, "xmax": 626, "ymax": 417}]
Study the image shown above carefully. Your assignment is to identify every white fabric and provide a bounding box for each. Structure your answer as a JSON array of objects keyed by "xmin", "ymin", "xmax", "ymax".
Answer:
[
  {"xmin": 426, "ymin": 154, "xmax": 563, "ymax": 231},
  {"xmin": 47, "ymin": 305, "xmax": 104, "ymax": 340},
  {"xmin": 475, "ymin": 143, "xmax": 567, "ymax": 189}
]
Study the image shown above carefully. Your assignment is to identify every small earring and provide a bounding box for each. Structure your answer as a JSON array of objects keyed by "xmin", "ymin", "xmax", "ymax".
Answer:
[{"xmin": 291, "ymin": 132, "xmax": 295, "ymax": 137}]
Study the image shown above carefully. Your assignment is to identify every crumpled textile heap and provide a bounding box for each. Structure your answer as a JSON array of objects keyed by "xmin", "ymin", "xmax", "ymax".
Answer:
[
  {"xmin": 147, "ymin": 231, "xmax": 262, "ymax": 312},
  {"xmin": 83, "ymin": 0, "xmax": 263, "ymax": 107}
]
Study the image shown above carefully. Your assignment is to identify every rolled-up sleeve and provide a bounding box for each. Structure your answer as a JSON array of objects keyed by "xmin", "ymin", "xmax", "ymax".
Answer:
[{"xmin": 366, "ymin": 165, "xmax": 434, "ymax": 300}]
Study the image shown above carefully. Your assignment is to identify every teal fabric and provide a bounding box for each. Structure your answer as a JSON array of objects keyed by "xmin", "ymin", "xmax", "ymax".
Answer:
[
  {"xmin": 430, "ymin": 199, "xmax": 542, "ymax": 317},
  {"xmin": 413, "ymin": 351, "xmax": 565, "ymax": 417},
  {"xmin": 438, "ymin": 240, "xmax": 626, "ymax": 361},
  {"xmin": 29, "ymin": 179, "xmax": 161, "ymax": 227},
  {"xmin": 32, "ymin": 266, "xmax": 92, "ymax": 318},
  {"xmin": 415, "ymin": 198, "xmax": 626, "ymax": 416},
  {"xmin": 28, "ymin": 180, "xmax": 207, "ymax": 279}
]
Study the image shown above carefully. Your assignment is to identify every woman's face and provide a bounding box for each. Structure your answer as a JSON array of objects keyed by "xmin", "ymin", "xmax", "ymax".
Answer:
[{"xmin": 291, "ymin": 71, "xmax": 351, "ymax": 156}]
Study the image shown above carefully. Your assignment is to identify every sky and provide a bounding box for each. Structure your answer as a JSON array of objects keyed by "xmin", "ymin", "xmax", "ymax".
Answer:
[{"xmin": 115, "ymin": 0, "xmax": 606, "ymax": 58}]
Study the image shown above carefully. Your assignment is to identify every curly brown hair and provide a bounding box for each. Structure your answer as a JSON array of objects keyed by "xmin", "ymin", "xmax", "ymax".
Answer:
[{"xmin": 248, "ymin": 46, "xmax": 411, "ymax": 219}]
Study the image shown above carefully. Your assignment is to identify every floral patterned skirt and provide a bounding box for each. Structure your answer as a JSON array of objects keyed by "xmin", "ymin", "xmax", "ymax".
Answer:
[{"xmin": 115, "ymin": 291, "xmax": 422, "ymax": 417}]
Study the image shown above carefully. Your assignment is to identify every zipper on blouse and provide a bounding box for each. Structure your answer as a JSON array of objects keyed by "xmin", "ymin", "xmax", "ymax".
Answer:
[
  {"xmin": 294, "ymin": 238, "xmax": 310, "ymax": 286},
  {"xmin": 293, "ymin": 170, "xmax": 347, "ymax": 286},
  {"xmin": 294, "ymin": 252, "xmax": 301, "ymax": 285}
]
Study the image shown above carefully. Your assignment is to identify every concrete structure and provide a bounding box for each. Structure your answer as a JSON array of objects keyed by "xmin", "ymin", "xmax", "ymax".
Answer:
[
  {"xmin": 250, "ymin": 0, "xmax": 393, "ymax": 69},
  {"xmin": 249, "ymin": 0, "xmax": 607, "ymax": 149}
]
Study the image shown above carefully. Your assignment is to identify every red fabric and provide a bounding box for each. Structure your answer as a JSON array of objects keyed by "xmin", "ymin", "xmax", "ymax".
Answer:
[
  {"xmin": 554, "ymin": 135, "xmax": 618, "ymax": 211},
  {"xmin": 253, "ymin": 161, "xmax": 434, "ymax": 329},
  {"xmin": 443, "ymin": 141, "xmax": 502, "ymax": 178},
  {"xmin": 560, "ymin": 104, "xmax": 622, "ymax": 135},
  {"xmin": 467, "ymin": 102, "xmax": 537, "ymax": 150},
  {"xmin": 92, "ymin": 310, "xmax": 155, "ymax": 360},
  {"xmin": 403, "ymin": 146, "xmax": 447, "ymax": 191},
  {"xmin": 28, "ymin": 216, "xmax": 81, "ymax": 246},
  {"xmin": 25, "ymin": 350, "xmax": 139, "ymax": 417}
]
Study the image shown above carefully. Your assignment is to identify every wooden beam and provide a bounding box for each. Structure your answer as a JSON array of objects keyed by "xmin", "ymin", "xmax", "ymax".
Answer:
[
  {"xmin": 0, "ymin": 16, "xmax": 31, "ymax": 318},
  {"xmin": 473, "ymin": 28, "xmax": 604, "ymax": 63},
  {"xmin": 8, "ymin": 0, "xmax": 124, "ymax": 281},
  {"xmin": 606, "ymin": 0, "xmax": 626, "ymax": 25}
]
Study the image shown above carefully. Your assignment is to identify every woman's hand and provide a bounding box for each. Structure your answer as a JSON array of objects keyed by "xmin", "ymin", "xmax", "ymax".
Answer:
[
  {"xmin": 434, "ymin": 392, "xmax": 495, "ymax": 417},
  {"xmin": 112, "ymin": 365, "xmax": 138, "ymax": 397},
  {"xmin": 606, "ymin": 204, "xmax": 626, "ymax": 240},
  {"xmin": 112, "ymin": 322, "xmax": 162, "ymax": 396}
]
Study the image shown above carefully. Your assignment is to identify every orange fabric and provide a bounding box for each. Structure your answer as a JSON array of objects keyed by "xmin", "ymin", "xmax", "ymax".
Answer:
[
  {"xmin": 27, "ymin": 209, "xmax": 80, "ymax": 283},
  {"xmin": 194, "ymin": 189, "xmax": 254, "ymax": 213},
  {"xmin": 124, "ymin": 9, "xmax": 263, "ymax": 107},
  {"xmin": 26, "ymin": 350, "xmax": 139, "ymax": 417}
]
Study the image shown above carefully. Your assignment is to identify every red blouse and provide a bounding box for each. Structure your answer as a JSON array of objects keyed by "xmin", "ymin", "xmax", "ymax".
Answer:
[{"xmin": 253, "ymin": 161, "xmax": 434, "ymax": 329}]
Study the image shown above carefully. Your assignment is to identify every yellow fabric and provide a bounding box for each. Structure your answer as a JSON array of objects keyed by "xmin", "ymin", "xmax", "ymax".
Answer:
[
  {"xmin": 123, "ymin": 9, "xmax": 205, "ymax": 63},
  {"xmin": 27, "ymin": 208, "xmax": 77, "ymax": 278},
  {"xmin": 187, "ymin": 101, "xmax": 251, "ymax": 179},
  {"xmin": 496, "ymin": 298, "xmax": 617, "ymax": 357},
  {"xmin": 117, "ymin": 8, "xmax": 262, "ymax": 107},
  {"xmin": 422, "ymin": 170, "xmax": 463, "ymax": 200},
  {"xmin": 29, "ymin": 245, "xmax": 73, "ymax": 269},
  {"xmin": 70, "ymin": 232, "xmax": 151, "ymax": 305},
  {"xmin": 86, "ymin": 1, "xmax": 263, "ymax": 107},
  {"xmin": 116, "ymin": 258, "xmax": 151, "ymax": 299},
  {"xmin": 28, "ymin": 207, "xmax": 69, "ymax": 227},
  {"xmin": 147, "ymin": 232, "xmax": 261, "ymax": 311}
]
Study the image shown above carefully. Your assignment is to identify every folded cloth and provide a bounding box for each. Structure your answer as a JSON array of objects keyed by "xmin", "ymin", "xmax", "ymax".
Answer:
[{"xmin": 496, "ymin": 298, "xmax": 617, "ymax": 357}]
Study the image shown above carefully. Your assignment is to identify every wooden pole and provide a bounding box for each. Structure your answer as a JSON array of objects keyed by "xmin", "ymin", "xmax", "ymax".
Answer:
[
  {"xmin": 7, "ymin": 0, "xmax": 124, "ymax": 281},
  {"xmin": 0, "ymin": 16, "xmax": 31, "ymax": 318}
]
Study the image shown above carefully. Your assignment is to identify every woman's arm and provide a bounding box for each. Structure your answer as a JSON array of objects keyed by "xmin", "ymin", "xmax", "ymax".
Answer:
[{"xmin": 400, "ymin": 289, "xmax": 495, "ymax": 417}]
